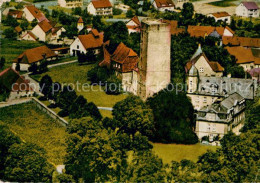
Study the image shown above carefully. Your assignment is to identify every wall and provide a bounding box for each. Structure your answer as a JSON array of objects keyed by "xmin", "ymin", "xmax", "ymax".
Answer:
[
  {"xmin": 88, "ymin": 3, "xmax": 96, "ymax": 15},
  {"xmin": 187, "ymin": 94, "xmax": 220, "ymax": 110},
  {"xmin": 23, "ymin": 7, "xmax": 35, "ymax": 22},
  {"xmin": 70, "ymin": 37, "xmax": 87, "ymax": 56},
  {"xmin": 195, "ymin": 56, "xmax": 216, "ymax": 77},
  {"xmin": 196, "ymin": 120, "xmax": 227, "ymax": 139},
  {"xmin": 32, "ymin": 25, "xmax": 46, "ymax": 42}
]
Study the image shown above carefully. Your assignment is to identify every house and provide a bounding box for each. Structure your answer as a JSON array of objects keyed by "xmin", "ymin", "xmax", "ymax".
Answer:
[
  {"xmin": 51, "ymin": 47, "xmax": 70, "ymax": 57},
  {"xmin": 185, "ymin": 44, "xmax": 224, "ymax": 78},
  {"xmin": 225, "ymin": 46, "xmax": 260, "ymax": 71},
  {"xmin": 70, "ymin": 29, "xmax": 104, "ymax": 56},
  {"xmin": 188, "ymin": 25, "xmax": 234, "ymax": 38},
  {"xmin": 58, "ymin": 0, "xmax": 83, "ymax": 8},
  {"xmin": 12, "ymin": 46, "xmax": 57, "ymax": 71},
  {"xmin": 115, "ymin": 3, "xmax": 130, "ymax": 13},
  {"xmin": 77, "ymin": 17, "xmax": 84, "ymax": 32},
  {"xmin": 87, "ymin": 0, "xmax": 113, "ymax": 16},
  {"xmin": 126, "ymin": 16, "xmax": 142, "ymax": 34},
  {"xmin": 248, "ymin": 68, "xmax": 260, "ymax": 84},
  {"xmin": 0, "ymin": 67, "xmax": 34, "ymax": 101},
  {"xmin": 21, "ymin": 31, "xmax": 38, "ymax": 41},
  {"xmin": 222, "ymin": 36, "xmax": 260, "ymax": 48},
  {"xmin": 101, "ymin": 42, "xmax": 139, "ymax": 92},
  {"xmin": 196, "ymin": 92, "xmax": 246, "ymax": 140},
  {"xmin": 7, "ymin": 9, "xmax": 23, "ymax": 19},
  {"xmin": 31, "ymin": 20, "xmax": 66, "ymax": 42},
  {"xmin": 208, "ymin": 12, "xmax": 231, "ymax": 24},
  {"xmin": 152, "ymin": 0, "xmax": 175, "ymax": 12},
  {"xmin": 23, "ymin": 5, "xmax": 48, "ymax": 22},
  {"xmin": 162, "ymin": 20, "xmax": 185, "ymax": 35},
  {"xmin": 236, "ymin": 1, "xmax": 259, "ymax": 18}
]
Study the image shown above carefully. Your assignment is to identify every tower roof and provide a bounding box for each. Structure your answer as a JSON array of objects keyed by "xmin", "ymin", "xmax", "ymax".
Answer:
[
  {"xmin": 189, "ymin": 65, "xmax": 198, "ymax": 76},
  {"xmin": 191, "ymin": 44, "xmax": 202, "ymax": 60},
  {"xmin": 78, "ymin": 17, "xmax": 84, "ymax": 23}
]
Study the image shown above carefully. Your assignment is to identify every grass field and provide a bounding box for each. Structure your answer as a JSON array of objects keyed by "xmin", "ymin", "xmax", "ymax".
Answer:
[
  {"xmin": 0, "ymin": 103, "xmax": 67, "ymax": 165},
  {"xmin": 152, "ymin": 143, "xmax": 218, "ymax": 164},
  {"xmin": 0, "ymin": 39, "xmax": 43, "ymax": 71},
  {"xmin": 31, "ymin": 63, "xmax": 128, "ymax": 107},
  {"xmin": 208, "ymin": 0, "xmax": 237, "ymax": 7}
]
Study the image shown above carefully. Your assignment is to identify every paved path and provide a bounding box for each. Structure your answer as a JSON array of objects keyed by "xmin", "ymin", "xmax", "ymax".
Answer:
[
  {"xmin": 48, "ymin": 60, "xmax": 77, "ymax": 68},
  {"xmin": 98, "ymin": 107, "xmax": 113, "ymax": 111},
  {"xmin": 0, "ymin": 98, "xmax": 31, "ymax": 108}
]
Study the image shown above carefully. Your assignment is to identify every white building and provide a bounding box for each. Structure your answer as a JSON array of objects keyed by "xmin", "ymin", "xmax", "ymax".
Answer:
[
  {"xmin": 23, "ymin": 5, "xmax": 48, "ymax": 22},
  {"xmin": 58, "ymin": 0, "xmax": 83, "ymax": 8},
  {"xmin": 236, "ymin": 1, "xmax": 259, "ymax": 18},
  {"xmin": 87, "ymin": 0, "xmax": 113, "ymax": 16},
  {"xmin": 153, "ymin": 0, "xmax": 175, "ymax": 12},
  {"xmin": 208, "ymin": 12, "xmax": 231, "ymax": 24}
]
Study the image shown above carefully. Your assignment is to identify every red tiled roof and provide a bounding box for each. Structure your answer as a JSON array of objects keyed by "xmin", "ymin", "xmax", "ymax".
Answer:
[
  {"xmin": 15, "ymin": 26, "xmax": 22, "ymax": 33},
  {"xmin": 99, "ymin": 46, "xmax": 111, "ymax": 69},
  {"xmin": 23, "ymin": 31, "xmax": 38, "ymax": 41},
  {"xmin": 14, "ymin": 46, "xmax": 57, "ymax": 64},
  {"xmin": 154, "ymin": 0, "xmax": 175, "ymax": 8},
  {"xmin": 78, "ymin": 30, "xmax": 104, "ymax": 50},
  {"xmin": 242, "ymin": 2, "xmax": 259, "ymax": 10},
  {"xmin": 211, "ymin": 11, "xmax": 230, "ymax": 18},
  {"xmin": 0, "ymin": 67, "xmax": 33, "ymax": 92},
  {"xmin": 38, "ymin": 19, "xmax": 52, "ymax": 33},
  {"xmin": 225, "ymin": 46, "xmax": 260, "ymax": 65},
  {"xmin": 91, "ymin": 0, "xmax": 112, "ymax": 8},
  {"xmin": 8, "ymin": 9, "xmax": 23, "ymax": 19},
  {"xmin": 91, "ymin": 29, "xmax": 99, "ymax": 37},
  {"xmin": 162, "ymin": 20, "xmax": 185, "ymax": 35},
  {"xmin": 78, "ymin": 17, "xmax": 84, "ymax": 23},
  {"xmin": 185, "ymin": 53, "xmax": 224, "ymax": 72},
  {"xmin": 111, "ymin": 42, "xmax": 139, "ymax": 73},
  {"xmin": 222, "ymin": 36, "xmax": 260, "ymax": 48},
  {"xmin": 188, "ymin": 25, "xmax": 234, "ymax": 37},
  {"xmin": 25, "ymin": 5, "xmax": 48, "ymax": 22}
]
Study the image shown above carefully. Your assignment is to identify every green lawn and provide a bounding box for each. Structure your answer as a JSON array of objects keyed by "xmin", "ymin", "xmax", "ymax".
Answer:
[
  {"xmin": 31, "ymin": 63, "xmax": 128, "ymax": 107},
  {"xmin": 152, "ymin": 143, "xmax": 218, "ymax": 164},
  {"xmin": 0, "ymin": 39, "xmax": 44, "ymax": 71},
  {"xmin": 208, "ymin": 0, "xmax": 236, "ymax": 7},
  {"xmin": 0, "ymin": 103, "xmax": 67, "ymax": 165}
]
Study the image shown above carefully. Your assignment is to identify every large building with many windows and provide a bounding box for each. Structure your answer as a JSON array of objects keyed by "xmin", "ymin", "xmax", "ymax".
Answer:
[{"xmin": 87, "ymin": 0, "xmax": 113, "ymax": 16}]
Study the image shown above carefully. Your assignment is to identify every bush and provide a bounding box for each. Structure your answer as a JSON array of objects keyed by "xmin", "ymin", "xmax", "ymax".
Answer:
[
  {"xmin": 113, "ymin": 8, "xmax": 123, "ymax": 15},
  {"xmin": 39, "ymin": 96, "xmax": 47, "ymax": 101},
  {"xmin": 58, "ymin": 109, "xmax": 69, "ymax": 117},
  {"xmin": 47, "ymin": 103, "xmax": 57, "ymax": 108},
  {"xmin": 104, "ymin": 75, "xmax": 122, "ymax": 95}
]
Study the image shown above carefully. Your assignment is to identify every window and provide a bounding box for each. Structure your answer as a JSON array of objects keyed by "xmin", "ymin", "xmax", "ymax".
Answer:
[
  {"xmin": 77, "ymin": 45, "xmax": 79, "ymax": 49},
  {"xmin": 196, "ymin": 96, "xmax": 200, "ymax": 102},
  {"xmin": 199, "ymin": 67, "xmax": 204, "ymax": 73},
  {"xmin": 203, "ymin": 97, "xmax": 207, "ymax": 103}
]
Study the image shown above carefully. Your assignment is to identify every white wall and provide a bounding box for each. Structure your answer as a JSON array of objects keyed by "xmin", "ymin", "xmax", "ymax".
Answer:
[
  {"xmin": 236, "ymin": 3, "xmax": 259, "ymax": 18},
  {"xmin": 87, "ymin": 3, "xmax": 96, "ymax": 15},
  {"xmin": 31, "ymin": 25, "xmax": 46, "ymax": 42},
  {"xmin": 70, "ymin": 37, "xmax": 87, "ymax": 56},
  {"xmin": 23, "ymin": 7, "xmax": 35, "ymax": 22}
]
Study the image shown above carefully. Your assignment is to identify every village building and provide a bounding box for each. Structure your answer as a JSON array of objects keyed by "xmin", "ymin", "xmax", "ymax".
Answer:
[
  {"xmin": 187, "ymin": 25, "xmax": 234, "ymax": 38},
  {"xmin": 100, "ymin": 42, "xmax": 139, "ymax": 92},
  {"xmin": 152, "ymin": 0, "xmax": 175, "ymax": 12},
  {"xmin": 12, "ymin": 46, "xmax": 57, "ymax": 71},
  {"xmin": 87, "ymin": 0, "xmax": 113, "ymax": 16},
  {"xmin": 185, "ymin": 45, "xmax": 224, "ymax": 78},
  {"xmin": 236, "ymin": 1, "xmax": 259, "ymax": 18},
  {"xmin": 196, "ymin": 92, "xmax": 246, "ymax": 140},
  {"xmin": 162, "ymin": 20, "xmax": 185, "ymax": 35},
  {"xmin": 70, "ymin": 29, "xmax": 104, "ymax": 56},
  {"xmin": 51, "ymin": 47, "xmax": 70, "ymax": 58},
  {"xmin": 21, "ymin": 31, "xmax": 38, "ymax": 41},
  {"xmin": 222, "ymin": 36, "xmax": 260, "ymax": 48},
  {"xmin": 115, "ymin": 3, "xmax": 130, "ymax": 13},
  {"xmin": 225, "ymin": 46, "xmax": 260, "ymax": 71},
  {"xmin": 137, "ymin": 19, "xmax": 171, "ymax": 100},
  {"xmin": 7, "ymin": 9, "xmax": 23, "ymax": 19},
  {"xmin": 0, "ymin": 67, "xmax": 34, "ymax": 100},
  {"xmin": 77, "ymin": 17, "xmax": 84, "ymax": 32},
  {"xmin": 126, "ymin": 16, "xmax": 142, "ymax": 34},
  {"xmin": 208, "ymin": 11, "xmax": 231, "ymax": 24},
  {"xmin": 31, "ymin": 19, "xmax": 65, "ymax": 42},
  {"xmin": 23, "ymin": 5, "xmax": 48, "ymax": 22},
  {"xmin": 58, "ymin": 0, "xmax": 83, "ymax": 8}
]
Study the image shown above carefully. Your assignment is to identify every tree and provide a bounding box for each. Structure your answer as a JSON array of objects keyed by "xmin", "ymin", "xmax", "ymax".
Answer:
[
  {"xmin": 56, "ymin": 86, "xmax": 77, "ymax": 110},
  {"xmin": 15, "ymin": 62, "xmax": 20, "ymax": 72},
  {"xmin": 0, "ymin": 57, "xmax": 5, "ymax": 69},
  {"xmin": 112, "ymin": 95, "xmax": 154, "ymax": 137},
  {"xmin": 3, "ymin": 28, "xmax": 17, "ymax": 39},
  {"xmin": 56, "ymin": 173, "xmax": 75, "ymax": 183},
  {"xmin": 126, "ymin": 9, "xmax": 135, "ymax": 18},
  {"xmin": 241, "ymin": 104, "xmax": 260, "ymax": 132},
  {"xmin": 105, "ymin": 75, "xmax": 122, "ymax": 95},
  {"xmin": 92, "ymin": 16, "xmax": 104, "ymax": 31},
  {"xmin": 146, "ymin": 88, "xmax": 198, "ymax": 144},
  {"xmin": 20, "ymin": 19, "xmax": 29, "ymax": 30},
  {"xmin": 85, "ymin": 50, "xmax": 97, "ymax": 63},
  {"xmin": 28, "ymin": 63, "xmax": 38, "ymax": 74},
  {"xmin": 39, "ymin": 75, "xmax": 53, "ymax": 99},
  {"xmin": 31, "ymin": 19, "xmax": 38, "ymax": 27},
  {"xmin": 3, "ymin": 143, "xmax": 54, "ymax": 182},
  {"xmin": 228, "ymin": 65, "xmax": 246, "ymax": 78},
  {"xmin": 38, "ymin": 59, "xmax": 48, "ymax": 73},
  {"xmin": 87, "ymin": 65, "xmax": 110, "ymax": 84},
  {"xmin": 4, "ymin": 15, "xmax": 19, "ymax": 27},
  {"xmin": 181, "ymin": 2, "xmax": 194, "ymax": 25},
  {"xmin": 72, "ymin": 7, "xmax": 82, "ymax": 16},
  {"xmin": 113, "ymin": 8, "xmax": 123, "ymax": 15}
]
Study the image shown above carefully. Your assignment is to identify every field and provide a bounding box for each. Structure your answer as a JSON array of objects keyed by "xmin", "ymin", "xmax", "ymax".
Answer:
[
  {"xmin": 0, "ymin": 103, "xmax": 67, "ymax": 165},
  {"xmin": 208, "ymin": 0, "xmax": 237, "ymax": 7},
  {"xmin": 0, "ymin": 39, "xmax": 43, "ymax": 71},
  {"xmin": 31, "ymin": 63, "xmax": 128, "ymax": 107},
  {"xmin": 152, "ymin": 143, "xmax": 218, "ymax": 164}
]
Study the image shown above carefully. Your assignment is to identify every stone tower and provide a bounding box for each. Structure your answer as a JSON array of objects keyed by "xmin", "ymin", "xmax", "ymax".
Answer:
[
  {"xmin": 187, "ymin": 65, "xmax": 198, "ymax": 93},
  {"xmin": 77, "ymin": 17, "xmax": 84, "ymax": 32},
  {"xmin": 137, "ymin": 19, "xmax": 171, "ymax": 100}
]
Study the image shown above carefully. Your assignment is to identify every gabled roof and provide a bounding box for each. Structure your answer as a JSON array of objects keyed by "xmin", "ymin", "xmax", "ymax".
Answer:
[
  {"xmin": 91, "ymin": 0, "xmax": 112, "ymax": 8},
  {"xmin": 222, "ymin": 36, "xmax": 260, "ymax": 48},
  {"xmin": 25, "ymin": 5, "xmax": 48, "ymax": 22},
  {"xmin": 188, "ymin": 25, "xmax": 234, "ymax": 37},
  {"xmin": 211, "ymin": 11, "xmax": 230, "ymax": 18},
  {"xmin": 38, "ymin": 19, "xmax": 52, "ymax": 33},
  {"xmin": 8, "ymin": 9, "xmax": 23, "ymax": 19},
  {"xmin": 129, "ymin": 16, "xmax": 141, "ymax": 26},
  {"xmin": 77, "ymin": 30, "xmax": 104, "ymax": 50},
  {"xmin": 154, "ymin": 0, "xmax": 175, "ymax": 8},
  {"xmin": 14, "ymin": 46, "xmax": 57, "ymax": 64},
  {"xmin": 241, "ymin": 1, "xmax": 259, "ymax": 10},
  {"xmin": 225, "ymin": 46, "xmax": 260, "ymax": 65},
  {"xmin": 0, "ymin": 67, "xmax": 33, "ymax": 92},
  {"xmin": 162, "ymin": 20, "xmax": 185, "ymax": 35},
  {"xmin": 22, "ymin": 31, "xmax": 37, "ymax": 41},
  {"xmin": 111, "ymin": 42, "xmax": 139, "ymax": 72},
  {"xmin": 15, "ymin": 26, "xmax": 22, "ymax": 33}
]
